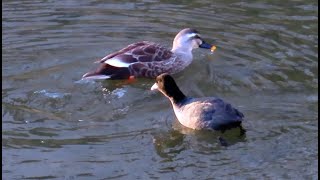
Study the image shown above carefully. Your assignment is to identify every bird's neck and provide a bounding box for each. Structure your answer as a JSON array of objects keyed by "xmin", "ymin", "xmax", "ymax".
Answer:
[{"xmin": 166, "ymin": 89, "xmax": 187, "ymax": 105}]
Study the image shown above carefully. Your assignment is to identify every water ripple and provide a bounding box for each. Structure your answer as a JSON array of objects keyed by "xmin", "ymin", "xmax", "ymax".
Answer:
[{"xmin": 3, "ymin": 0, "xmax": 318, "ymax": 179}]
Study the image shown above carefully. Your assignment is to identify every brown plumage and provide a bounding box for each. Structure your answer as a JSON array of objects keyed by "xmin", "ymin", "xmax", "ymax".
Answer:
[{"xmin": 82, "ymin": 28, "xmax": 215, "ymax": 80}]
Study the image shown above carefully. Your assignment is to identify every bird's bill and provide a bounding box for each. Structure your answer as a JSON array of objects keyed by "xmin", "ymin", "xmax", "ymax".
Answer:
[
  {"xmin": 150, "ymin": 83, "xmax": 158, "ymax": 90},
  {"xmin": 199, "ymin": 41, "xmax": 217, "ymax": 52}
]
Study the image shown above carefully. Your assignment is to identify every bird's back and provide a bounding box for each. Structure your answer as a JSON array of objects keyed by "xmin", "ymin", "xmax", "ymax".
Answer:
[{"xmin": 173, "ymin": 97, "xmax": 244, "ymax": 131}]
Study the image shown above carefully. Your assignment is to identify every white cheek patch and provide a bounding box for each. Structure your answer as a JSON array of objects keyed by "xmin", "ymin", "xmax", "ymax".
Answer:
[
  {"xmin": 186, "ymin": 33, "xmax": 200, "ymax": 39},
  {"xmin": 105, "ymin": 58, "xmax": 132, "ymax": 67}
]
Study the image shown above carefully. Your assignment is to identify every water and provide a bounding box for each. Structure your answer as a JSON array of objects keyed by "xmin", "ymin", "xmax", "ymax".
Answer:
[{"xmin": 2, "ymin": 0, "xmax": 318, "ymax": 179}]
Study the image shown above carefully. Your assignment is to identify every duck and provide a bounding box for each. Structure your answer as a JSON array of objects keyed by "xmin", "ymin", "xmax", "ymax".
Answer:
[
  {"xmin": 150, "ymin": 73, "xmax": 245, "ymax": 136},
  {"xmin": 82, "ymin": 28, "xmax": 216, "ymax": 80}
]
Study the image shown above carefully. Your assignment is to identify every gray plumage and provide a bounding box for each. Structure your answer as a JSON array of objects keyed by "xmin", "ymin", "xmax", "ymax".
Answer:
[
  {"xmin": 151, "ymin": 73, "xmax": 244, "ymax": 132},
  {"xmin": 173, "ymin": 97, "xmax": 244, "ymax": 131}
]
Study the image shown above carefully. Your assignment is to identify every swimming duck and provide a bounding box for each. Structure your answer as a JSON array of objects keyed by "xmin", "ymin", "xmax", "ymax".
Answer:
[
  {"xmin": 82, "ymin": 28, "xmax": 216, "ymax": 80},
  {"xmin": 151, "ymin": 73, "xmax": 245, "ymax": 134}
]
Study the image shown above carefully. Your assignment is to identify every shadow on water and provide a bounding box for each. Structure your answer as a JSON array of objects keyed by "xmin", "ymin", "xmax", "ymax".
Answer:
[{"xmin": 152, "ymin": 116, "xmax": 247, "ymax": 160}]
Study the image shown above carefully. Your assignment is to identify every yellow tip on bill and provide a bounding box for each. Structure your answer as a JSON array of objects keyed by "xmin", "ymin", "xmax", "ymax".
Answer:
[{"xmin": 211, "ymin": 46, "xmax": 217, "ymax": 52}]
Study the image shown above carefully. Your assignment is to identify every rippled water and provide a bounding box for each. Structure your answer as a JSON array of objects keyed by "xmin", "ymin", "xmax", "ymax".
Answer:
[{"xmin": 2, "ymin": 0, "xmax": 318, "ymax": 179}]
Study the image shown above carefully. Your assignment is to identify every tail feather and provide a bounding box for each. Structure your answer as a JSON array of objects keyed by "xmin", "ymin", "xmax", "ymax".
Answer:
[
  {"xmin": 82, "ymin": 73, "xmax": 111, "ymax": 80},
  {"xmin": 82, "ymin": 64, "xmax": 131, "ymax": 80}
]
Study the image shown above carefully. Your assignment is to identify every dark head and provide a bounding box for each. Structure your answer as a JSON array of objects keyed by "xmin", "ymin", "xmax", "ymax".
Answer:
[
  {"xmin": 151, "ymin": 73, "xmax": 187, "ymax": 103},
  {"xmin": 172, "ymin": 28, "xmax": 216, "ymax": 52}
]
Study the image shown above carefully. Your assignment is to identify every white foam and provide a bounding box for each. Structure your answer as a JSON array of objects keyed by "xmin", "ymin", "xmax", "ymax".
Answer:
[
  {"xmin": 34, "ymin": 90, "xmax": 70, "ymax": 99},
  {"xmin": 112, "ymin": 88, "xmax": 127, "ymax": 98}
]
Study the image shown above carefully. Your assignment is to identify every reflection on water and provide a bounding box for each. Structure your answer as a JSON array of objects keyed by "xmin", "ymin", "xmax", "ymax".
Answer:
[
  {"xmin": 152, "ymin": 127, "xmax": 247, "ymax": 160},
  {"xmin": 3, "ymin": 0, "xmax": 318, "ymax": 179}
]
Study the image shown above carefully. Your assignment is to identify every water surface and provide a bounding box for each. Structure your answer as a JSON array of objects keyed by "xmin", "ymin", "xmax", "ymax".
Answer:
[{"xmin": 2, "ymin": 0, "xmax": 318, "ymax": 179}]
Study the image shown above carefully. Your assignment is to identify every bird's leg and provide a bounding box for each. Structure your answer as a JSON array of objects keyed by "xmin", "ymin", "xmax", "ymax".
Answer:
[
  {"xmin": 126, "ymin": 76, "xmax": 136, "ymax": 83},
  {"xmin": 115, "ymin": 76, "xmax": 137, "ymax": 86}
]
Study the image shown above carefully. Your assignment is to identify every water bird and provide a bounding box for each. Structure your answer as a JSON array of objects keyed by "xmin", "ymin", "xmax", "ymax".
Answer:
[
  {"xmin": 151, "ymin": 73, "xmax": 245, "ymax": 145},
  {"xmin": 82, "ymin": 28, "xmax": 216, "ymax": 80}
]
